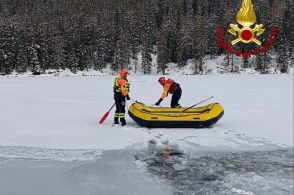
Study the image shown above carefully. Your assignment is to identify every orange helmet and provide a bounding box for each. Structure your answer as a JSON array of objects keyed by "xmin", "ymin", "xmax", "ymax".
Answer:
[
  {"xmin": 158, "ymin": 77, "xmax": 166, "ymax": 85},
  {"xmin": 120, "ymin": 69, "xmax": 128, "ymax": 78}
]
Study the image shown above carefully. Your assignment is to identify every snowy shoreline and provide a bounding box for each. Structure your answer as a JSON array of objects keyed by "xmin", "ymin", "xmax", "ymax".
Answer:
[{"xmin": 1, "ymin": 66, "xmax": 293, "ymax": 78}]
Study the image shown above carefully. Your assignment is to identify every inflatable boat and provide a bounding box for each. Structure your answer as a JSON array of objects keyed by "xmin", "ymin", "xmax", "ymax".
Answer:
[{"xmin": 128, "ymin": 102, "xmax": 224, "ymax": 128}]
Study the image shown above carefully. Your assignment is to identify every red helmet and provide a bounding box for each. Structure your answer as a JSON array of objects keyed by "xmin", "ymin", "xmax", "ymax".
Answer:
[
  {"xmin": 158, "ymin": 77, "xmax": 166, "ymax": 85},
  {"xmin": 120, "ymin": 69, "xmax": 128, "ymax": 78}
]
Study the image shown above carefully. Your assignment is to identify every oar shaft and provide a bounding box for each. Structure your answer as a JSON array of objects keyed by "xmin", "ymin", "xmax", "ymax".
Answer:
[
  {"xmin": 108, "ymin": 103, "xmax": 116, "ymax": 112},
  {"xmin": 183, "ymin": 96, "xmax": 213, "ymax": 112}
]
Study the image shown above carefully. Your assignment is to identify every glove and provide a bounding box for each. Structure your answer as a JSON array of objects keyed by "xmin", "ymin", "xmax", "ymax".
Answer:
[
  {"xmin": 155, "ymin": 98, "xmax": 163, "ymax": 106},
  {"xmin": 126, "ymin": 95, "xmax": 130, "ymax": 100}
]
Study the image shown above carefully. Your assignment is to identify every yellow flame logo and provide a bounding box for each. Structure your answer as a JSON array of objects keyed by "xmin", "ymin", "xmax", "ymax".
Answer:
[
  {"xmin": 237, "ymin": 0, "xmax": 256, "ymax": 27},
  {"xmin": 229, "ymin": 0, "xmax": 264, "ymax": 45}
]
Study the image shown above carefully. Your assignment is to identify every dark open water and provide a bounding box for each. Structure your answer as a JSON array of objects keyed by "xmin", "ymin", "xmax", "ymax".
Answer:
[{"xmin": 0, "ymin": 144, "xmax": 293, "ymax": 195}]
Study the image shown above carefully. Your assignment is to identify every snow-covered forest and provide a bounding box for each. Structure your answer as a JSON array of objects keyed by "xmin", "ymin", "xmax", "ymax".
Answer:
[{"xmin": 0, "ymin": 0, "xmax": 293, "ymax": 75}]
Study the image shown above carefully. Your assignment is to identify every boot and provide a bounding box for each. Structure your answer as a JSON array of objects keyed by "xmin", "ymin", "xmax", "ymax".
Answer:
[
  {"xmin": 114, "ymin": 117, "xmax": 119, "ymax": 124},
  {"xmin": 120, "ymin": 118, "xmax": 126, "ymax": 126}
]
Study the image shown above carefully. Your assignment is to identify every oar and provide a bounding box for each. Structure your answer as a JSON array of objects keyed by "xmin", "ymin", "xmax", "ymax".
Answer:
[{"xmin": 182, "ymin": 96, "xmax": 214, "ymax": 112}]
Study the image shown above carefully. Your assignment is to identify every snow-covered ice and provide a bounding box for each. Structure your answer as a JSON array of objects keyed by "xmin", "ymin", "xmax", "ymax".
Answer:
[{"xmin": 0, "ymin": 74, "xmax": 292, "ymax": 150}]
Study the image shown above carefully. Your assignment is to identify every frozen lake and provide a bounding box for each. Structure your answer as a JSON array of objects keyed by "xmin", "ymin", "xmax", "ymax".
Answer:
[{"xmin": 0, "ymin": 74, "xmax": 293, "ymax": 194}]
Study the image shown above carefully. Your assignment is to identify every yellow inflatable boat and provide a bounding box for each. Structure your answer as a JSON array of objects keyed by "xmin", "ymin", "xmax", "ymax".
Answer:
[{"xmin": 128, "ymin": 102, "xmax": 224, "ymax": 128}]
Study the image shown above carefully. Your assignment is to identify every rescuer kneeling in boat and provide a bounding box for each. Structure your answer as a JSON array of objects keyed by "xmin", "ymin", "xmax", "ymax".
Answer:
[
  {"xmin": 155, "ymin": 77, "xmax": 182, "ymax": 108},
  {"xmin": 113, "ymin": 69, "xmax": 130, "ymax": 126}
]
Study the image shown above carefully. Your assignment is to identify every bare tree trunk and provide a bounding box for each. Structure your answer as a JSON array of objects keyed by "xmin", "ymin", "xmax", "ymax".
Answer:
[
  {"xmin": 231, "ymin": 53, "xmax": 234, "ymax": 71},
  {"xmin": 199, "ymin": 56, "xmax": 203, "ymax": 73},
  {"xmin": 134, "ymin": 60, "xmax": 137, "ymax": 73},
  {"xmin": 227, "ymin": 51, "xmax": 230, "ymax": 67},
  {"xmin": 263, "ymin": 52, "xmax": 267, "ymax": 70}
]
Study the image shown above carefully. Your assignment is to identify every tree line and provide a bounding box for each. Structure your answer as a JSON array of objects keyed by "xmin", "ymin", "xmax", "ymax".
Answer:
[{"xmin": 0, "ymin": 0, "xmax": 293, "ymax": 75}]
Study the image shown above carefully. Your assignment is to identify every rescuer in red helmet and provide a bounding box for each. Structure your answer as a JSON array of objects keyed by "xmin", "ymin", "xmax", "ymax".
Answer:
[
  {"xmin": 113, "ymin": 69, "xmax": 130, "ymax": 126},
  {"xmin": 155, "ymin": 77, "xmax": 182, "ymax": 108}
]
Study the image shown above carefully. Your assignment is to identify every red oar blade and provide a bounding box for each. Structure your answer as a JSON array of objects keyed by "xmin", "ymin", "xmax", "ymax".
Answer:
[{"xmin": 99, "ymin": 112, "xmax": 110, "ymax": 124}]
